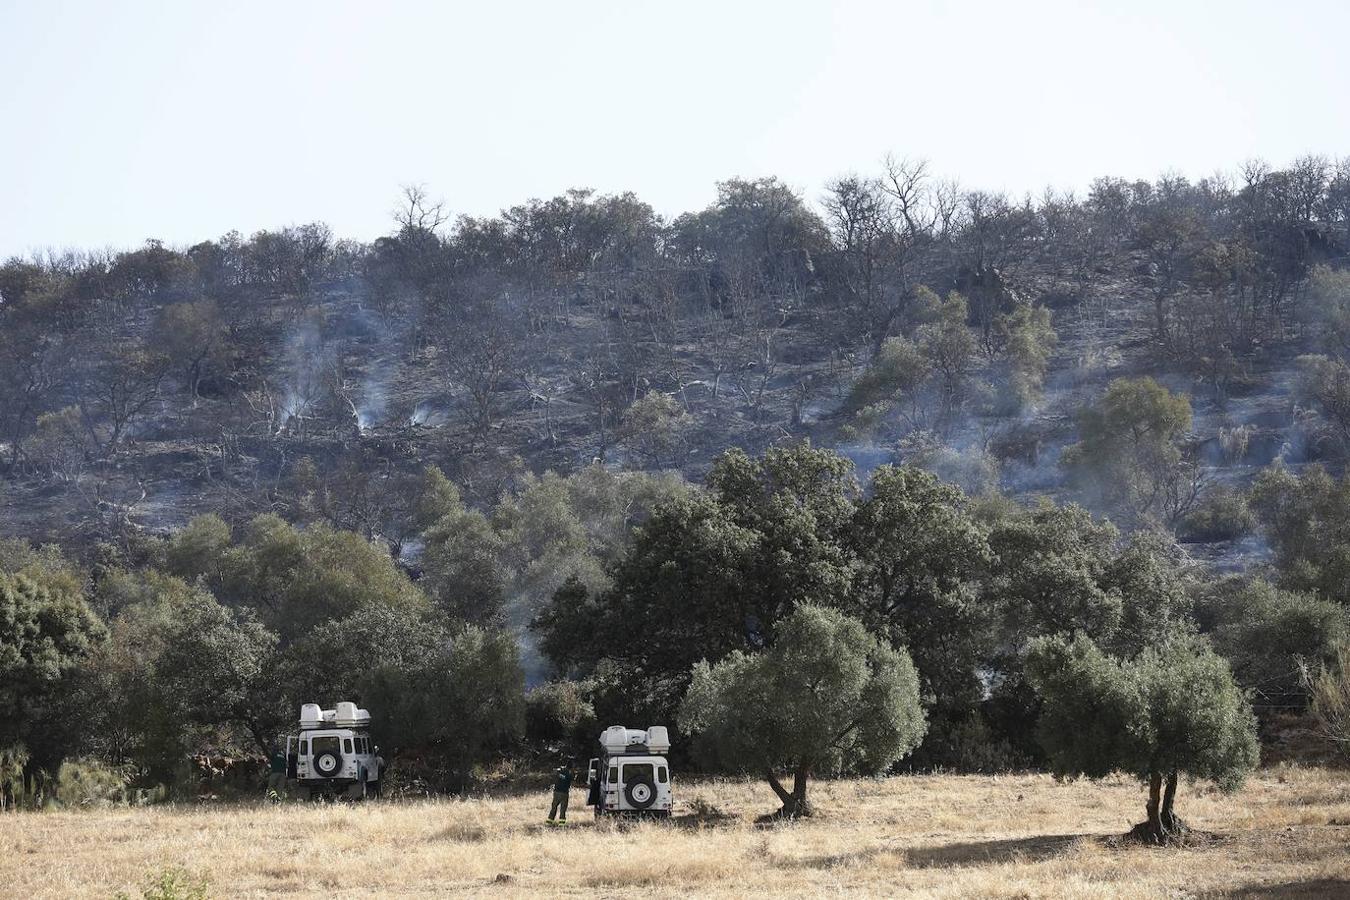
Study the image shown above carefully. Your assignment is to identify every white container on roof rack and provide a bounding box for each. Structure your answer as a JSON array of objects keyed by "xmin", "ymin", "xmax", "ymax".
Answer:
[
  {"xmin": 299, "ymin": 703, "xmax": 325, "ymax": 730},
  {"xmin": 298, "ymin": 702, "xmax": 370, "ymax": 730},
  {"xmin": 334, "ymin": 702, "xmax": 371, "ymax": 728},
  {"xmin": 600, "ymin": 725, "xmax": 670, "ymax": 755}
]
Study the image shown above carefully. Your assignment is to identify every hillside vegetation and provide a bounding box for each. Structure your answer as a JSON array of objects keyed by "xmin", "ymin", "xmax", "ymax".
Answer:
[{"xmin": 3, "ymin": 157, "xmax": 1349, "ymax": 550}]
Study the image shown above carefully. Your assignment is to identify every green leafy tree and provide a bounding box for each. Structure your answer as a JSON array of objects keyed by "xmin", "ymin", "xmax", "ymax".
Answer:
[
  {"xmin": 163, "ymin": 514, "xmax": 232, "ymax": 585},
  {"xmin": 1063, "ymin": 377, "xmax": 1195, "ymax": 520},
  {"xmin": 363, "ymin": 625, "xmax": 525, "ymax": 791},
  {"xmin": 916, "ymin": 291, "xmax": 977, "ymax": 425},
  {"xmin": 81, "ymin": 571, "xmax": 216, "ymax": 781},
  {"xmin": 1249, "ymin": 463, "xmax": 1350, "ymax": 602},
  {"xmin": 167, "ymin": 514, "xmax": 428, "ymax": 642},
  {"xmin": 536, "ymin": 444, "xmax": 858, "ymax": 722},
  {"xmin": 845, "ymin": 336, "xmax": 931, "ymax": 431},
  {"xmin": 0, "ymin": 571, "xmax": 104, "ymax": 792},
  {"xmin": 273, "ymin": 603, "xmax": 443, "ymax": 712},
  {"xmin": 983, "ymin": 506, "xmax": 1191, "ymax": 759},
  {"xmin": 1198, "ymin": 577, "xmax": 1350, "ymax": 703},
  {"xmin": 421, "ymin": 503, "xmax": 507, "ymax": 626},
  {"xmin": 1027, "ymin": 632, "xmax": 1258, "ymax": 844},
  {"xmin": 987, "ymin": 501, "xmax": 1122, "ymax": 642},
  {"xmin": 993, "ymin": 303, "xmax": 1057, "ymax": 411},
  {"xmin": 850, "ymin": 465, "xmax": 992, "ymax": 746},
  {"xmin": 154, "ymin": 588, "xmax": 279, "ymax": 755},
  {"xmin": 705, "ymin": 444, "xmax": 860, "ymax": 614},
  {"xmin": 679, "ymin": 605, "xmax": 925, "ymax": 818},
  {"xmin": 1301, "ymin": 265, "xmax": 1350, "ymax": 357},
  {"xmin": 535, "ymin": 492, "xmax": 757, "ymax": 717},
  {"xmin": 618, "ymin": 390, "xmax": 693, "ymax": 467},
  {"xmin": 410, "ymin": 466, "xmax": 464, "ymax": 533},
  {"xmin": 524, "ymin": 681, "xmax": 596, "ymax": 755}
]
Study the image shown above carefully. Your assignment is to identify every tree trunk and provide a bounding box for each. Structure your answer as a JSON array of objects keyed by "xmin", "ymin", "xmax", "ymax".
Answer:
[
  {"xmin": 764, "ymin": 765, "xmax": 813, "ymax": 819},
  {"xmin": 1126, "ymin": 771, "xmax": 1166, "ymax": 844},
  {"xmin": 1129, "ymin": 770, "xmax": 1188, "ymax": 844},
  {"xmin": 789, "ymin": 765, "xmax": 813, "ymax": 818},
  {"xmin": 765, "ymin": 769, "xmax": 792, "ymax": 808},
  {"xmin": 1146, "ymin": 770, "xmax": 1163, "ymax": 835},
  {"xmin": 1160, "ymin": 770, "xmax": 1187, "ymax": 835}
]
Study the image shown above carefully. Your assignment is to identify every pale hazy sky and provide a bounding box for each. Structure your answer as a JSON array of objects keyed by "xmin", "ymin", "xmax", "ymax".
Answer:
[{"xmin": 2, "ymin": 0, "xmax": 1347, "ymax": 257}]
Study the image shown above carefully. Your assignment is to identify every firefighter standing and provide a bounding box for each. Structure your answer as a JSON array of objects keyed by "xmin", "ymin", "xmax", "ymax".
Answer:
[
  {"xmin": 265, "ymin": 747, "xmax": 287, "ymax": 801},
  {"xmin": 547, "ymin": 764, "xmax": 573, "ymax": 824}
]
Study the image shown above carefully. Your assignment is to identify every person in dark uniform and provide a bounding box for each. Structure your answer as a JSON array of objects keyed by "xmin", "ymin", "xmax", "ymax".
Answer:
[
  {"xmin": 266, "ymin": 746, "xmax": 287, "ymax": 801},
  {"xmin": 547, "ymin": 764, "xmax": 573, "ymax": 824}
]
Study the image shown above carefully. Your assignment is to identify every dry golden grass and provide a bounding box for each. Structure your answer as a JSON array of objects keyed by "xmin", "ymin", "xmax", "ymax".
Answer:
[{"xmin": 4, "ymin": 766, "xmax": 1349, "ymax": 898}]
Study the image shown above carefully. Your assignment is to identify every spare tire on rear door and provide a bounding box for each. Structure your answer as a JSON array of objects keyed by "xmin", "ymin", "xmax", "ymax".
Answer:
[
  {"xmin": 624, "ymin": 775, "xmax": 656, "ymax": 810},
  {"xmin": 313, "ymin": 749, "xmax": 342, "ymax": 778}
]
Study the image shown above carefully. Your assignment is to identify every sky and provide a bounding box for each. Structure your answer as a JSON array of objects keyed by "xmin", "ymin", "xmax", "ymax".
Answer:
[{"xmin": 1, "ymin": 0, "xmax": 1348, "ymax": 257}]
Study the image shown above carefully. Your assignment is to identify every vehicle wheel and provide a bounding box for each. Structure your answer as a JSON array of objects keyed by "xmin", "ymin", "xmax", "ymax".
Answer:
[
  {"xmin": 624, "ymin": 776, "xmax": 657, "ymax": 811},
  {"xmin": 313, "ymin": 750, "xmax": 342, "ymax": 779}
]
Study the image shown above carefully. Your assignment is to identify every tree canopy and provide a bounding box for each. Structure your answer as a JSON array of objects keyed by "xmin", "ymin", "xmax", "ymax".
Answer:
[
  {"xmin": 1027, "ymin": 632, "xmax": 1258, "ymax": 843},
  {"xmin": 679, "ymin": 605, "xmax": 925, "ymax": 817}
]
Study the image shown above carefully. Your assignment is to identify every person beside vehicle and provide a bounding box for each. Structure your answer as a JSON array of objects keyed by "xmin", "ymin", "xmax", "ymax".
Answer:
[
  {"xmin": 547, "ymin": 764, "xmax": 574, "ymax": 824},
  {"xmin": 266, "ymin": 746, "xmax": 287, "ymax": 801}
]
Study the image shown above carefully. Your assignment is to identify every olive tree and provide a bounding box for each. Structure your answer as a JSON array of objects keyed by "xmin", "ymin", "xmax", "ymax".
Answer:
[
  {"xmin": 1026, "ymin": 632, "xmax": 1258, "ymax": 844},
  {"xmin": 679, "ymin": 605, "xmax": 925, "ymax": 818}
]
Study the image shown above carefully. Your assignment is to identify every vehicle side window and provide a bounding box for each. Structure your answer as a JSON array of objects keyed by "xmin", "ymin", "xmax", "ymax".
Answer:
[
  {"xmin": 299, "ymin": 740, "xmax": 308, "ymax": 755},
  {"xmin": 343, "ymin": 738, "xmax": 353, "ymax": 754},
  {"xmin": 608, "ymin": 766, "xmax": 618, "ymax": 783},
  {"xmin": 657, "ymin": 766, "xmax": 668, "ymax": 784}
]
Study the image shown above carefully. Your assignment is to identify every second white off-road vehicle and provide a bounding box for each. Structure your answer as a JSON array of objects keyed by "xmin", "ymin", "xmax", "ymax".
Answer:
[
  {"xmin": 287, "ymin": 702, "xmax": 382, "ymax": 800},
  {"xmin": 588, "ymin": 725, "xmax": 673, "ymax": 817}
]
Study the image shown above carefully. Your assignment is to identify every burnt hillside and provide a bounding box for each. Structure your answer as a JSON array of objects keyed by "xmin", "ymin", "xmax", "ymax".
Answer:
[{"xmin": 3, "ymin": 159, "xmax": 1350, "ymax": 565}]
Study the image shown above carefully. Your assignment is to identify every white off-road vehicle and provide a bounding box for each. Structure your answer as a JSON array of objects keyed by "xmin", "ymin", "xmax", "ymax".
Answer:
[
  {"xmin": 287, "ymin": 702, "xmax": 382, "ymax": 800},
  {"xmin": 588, "ymin": 725, "xmax": 673, "ymax": 817}
]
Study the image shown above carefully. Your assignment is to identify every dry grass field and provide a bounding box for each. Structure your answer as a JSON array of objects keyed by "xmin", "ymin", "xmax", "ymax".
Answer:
[{"xmin": 4, "ymin": 767, "xmax": 1349, "ymax": 899}]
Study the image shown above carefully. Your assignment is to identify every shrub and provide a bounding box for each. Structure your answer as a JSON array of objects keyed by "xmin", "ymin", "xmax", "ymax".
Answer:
[
  {"xmin": 115, "ymin": 866, "xmax": 209, "ymax": 900},
  {"xmin": 57, "ymin": 758, "xmax": 131, "ymax": 807},
  {"xmin": 1177, "ymin": 486, "xmax": 1255, "ymax": 542},
  {"xmin": 525, "ymin": 681, "xmax": 596, "ymax": 750},
  {"xmin": 1305, "ymin": 642, "xmax": 1350, "ymax": 760}
]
